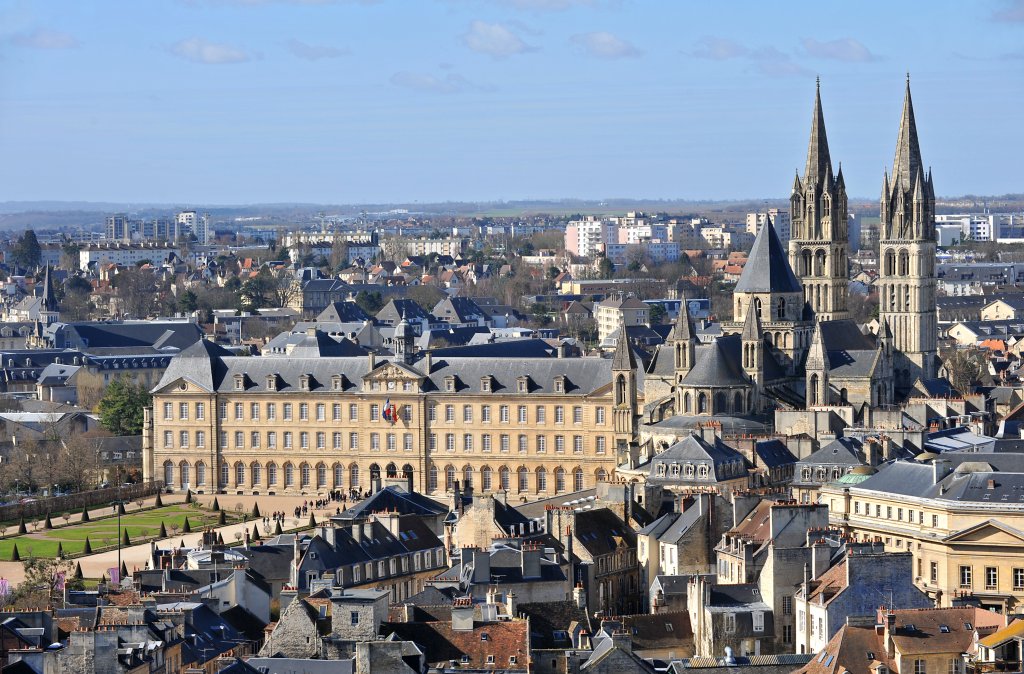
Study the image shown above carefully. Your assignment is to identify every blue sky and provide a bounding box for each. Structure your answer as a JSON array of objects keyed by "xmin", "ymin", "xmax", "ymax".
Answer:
[{"xmin": 1, "ymin": 0, "xmax": 1021, "ymax": 205}]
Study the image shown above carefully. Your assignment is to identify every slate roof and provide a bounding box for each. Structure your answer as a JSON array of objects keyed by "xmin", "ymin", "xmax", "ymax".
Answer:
[
  {"xmin": 54, "ymin": 321, "xmax": 203, "ymax": 351},
  {"xmin": 336, "ymin": 485, "xmax": 450, "ymax": 521},
  {"xmin": 646, "ymin": 434, "xmax": 747, "ymax": 483},
  {"xmin": 847, "ymin": 454, "xmax": 1024, "ymax": 503},
  {"xmin": 377, "ymin": 299, "xmax": 431, "ymax": 325},
  {"xmin": 734, "ymin": 219, "xmax": 802, "ymax": 294},
  {"xmin": 316, "ymin": 301, "xmax": 371, "ymax": 323},
  {"xmin": 573, "ymin": 509, "xmax": 636, "ymax": 557},
  {"xmin": 797, "ymin": 438, "xmax": 864, "ymax": 467},
  {"xmin": 681, "ymin": 334, "xmax": 750, "ymax": 387},
  {"xmin": 754, "ymin": 440, "xmax": 798, "ymax": 469}
]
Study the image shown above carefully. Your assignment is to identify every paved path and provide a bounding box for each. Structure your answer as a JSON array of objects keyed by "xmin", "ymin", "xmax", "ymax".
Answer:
[{"xmin": 0, "ymin": 492, "xmax": 350, "ymax": 585}]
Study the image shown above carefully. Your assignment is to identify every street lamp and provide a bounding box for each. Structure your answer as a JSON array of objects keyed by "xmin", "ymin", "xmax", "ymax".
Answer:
[{"xmin": 110, "ymin": 498, "xmax": 128, "ymax": 584}]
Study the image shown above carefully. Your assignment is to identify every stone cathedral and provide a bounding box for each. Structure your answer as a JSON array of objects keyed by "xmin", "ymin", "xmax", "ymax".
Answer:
[{"xmin": 652, "ymin": 79, "xmax": 939, "ymax": 421}]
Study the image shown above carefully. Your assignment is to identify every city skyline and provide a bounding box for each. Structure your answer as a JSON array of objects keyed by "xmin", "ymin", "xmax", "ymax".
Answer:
[{"xmin": 1, "ymin": 1, "xmax": 1022, "ymax": 205}]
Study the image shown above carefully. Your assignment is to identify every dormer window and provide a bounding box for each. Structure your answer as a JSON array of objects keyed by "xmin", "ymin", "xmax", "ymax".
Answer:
[
  {"xmin": 332, "ymin": 375, "xmax": 344, "ymax": 391},
  {"xmin": 444, "ymin": 375, "xmax": 456, "ymax": 393},
  {"xmin": 299, "ymin": 374, "xmax": 311, "ymax": 391},
  {"xmin": 266, "ymin": 374, "xmax": 278, "ymax": 391},
  {"xmin": 517, "ymin": 376, "xmax": 530, "ymax": 394},
  {"xmin": 480, "ymin": 376, "xmax": 493, "ymax": 393},
  {"xmin": 234, "ymin": 374, "xmax": 246, "ymax": 391},
  {"xmin": 553, "ymin": 376, "xmax": 565, "ymax": 394},
  {"xmin": 656, "ymin": 464, "xmax": 666, "ymax": 477}
]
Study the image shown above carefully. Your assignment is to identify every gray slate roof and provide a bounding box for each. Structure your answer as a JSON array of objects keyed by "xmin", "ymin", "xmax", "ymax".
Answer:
[
  {"xmin": 681, "ymin": 334, "xmax": 749, "ymax": 387},
  {"xmin": 734, "ymin": 220, "xmax": 802, "ymax": 294}
]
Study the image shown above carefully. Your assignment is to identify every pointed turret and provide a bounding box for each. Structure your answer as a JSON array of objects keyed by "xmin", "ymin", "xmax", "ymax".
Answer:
[
  {"xmin": 611, "ymin": 319, "xmax": 637, "ymax": 371},
  {"xmin": 892, "ymin": 75, "xmax": 923, "ymax": 191},
  {"xmin": 41, "ymin": 264, "xmax": 56, "ymax": 312},
  {"xmin": 741, "ymin": 300, "xmax": 762, "ymax": 341},
  {"xmin": 804, "ymin": 77, "xmax": 832, "ymax": 188},
  {"xmin": 792, "ymin": 170, "xmax": 802, "ymax": 194},
  {"xmin": 806, "ymin": 322, "xmax": 829, "ymax": 370},
  {"xmin": 805, "ymin": 322, "xmax": 830, "ymax": 407},
  {"xmin": 673, "ymin": 299, "xmax": 695, "ymax": 342}
]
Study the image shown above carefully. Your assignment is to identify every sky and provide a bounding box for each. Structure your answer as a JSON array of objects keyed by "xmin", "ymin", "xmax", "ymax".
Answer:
[{"xmin": 0, "ymin": 0, "xmax": 1022, "ymax": 206}]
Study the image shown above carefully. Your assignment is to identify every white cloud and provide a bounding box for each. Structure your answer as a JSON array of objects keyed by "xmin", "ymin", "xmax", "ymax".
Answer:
[
  {"xmin": 170, "ymin": 37, "xmax": 253, "ymax": 64},
  {"xmin": 286, "ymin": 38, "xmax": 349, "ymax": 60},
  {"xmin": 993, "ymin": 0, "xmax": 1024, "ymax": 21},
  {"xmin": 9, "ymin": 29, "xmax": 78, "ymax": 49},
  {"xmin": 461, "ymin": 20, "xmax": 534, "ymax": 58},
  {"xmin": 802, "ymin": 37, "xmax": 878, "ymax": 63},
  {"xmin": 570, "ymin": 31, "xmax": 640, "ymax": 59},
  {"xmin": 690, "ymin": 36, "xmax": 748, "ymax": 61},
  {"xmin": 390, "ymin": 71, "xmax": 489, "ymax": 94}
]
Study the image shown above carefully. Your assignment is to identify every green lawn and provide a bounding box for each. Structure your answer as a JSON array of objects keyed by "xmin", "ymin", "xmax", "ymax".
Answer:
[{"xmin": 0, "ymin": 505, "xmax": 240, "ymax": 559}]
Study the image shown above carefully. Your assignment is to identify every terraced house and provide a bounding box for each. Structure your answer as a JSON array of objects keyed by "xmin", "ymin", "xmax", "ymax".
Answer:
[{"xmin": 143, "ymin": 320, "xmax": 641, "ymax": 498}]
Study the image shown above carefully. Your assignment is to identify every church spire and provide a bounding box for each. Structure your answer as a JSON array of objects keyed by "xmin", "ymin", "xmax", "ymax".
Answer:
[
  {"xmin": 892, "ymin": 75, "xmax": 923, "ymax": 192},
  {"xmin": 673, "ymin": 298, "xmax": 695, "ymax": 343},
  {"xmin": 611, "ymin": 318, "xmax": 636, "ymax": 371},
  {"xmin": 41, "ymin": 264, "xmax": 56, "ymax": 312},
  {"xmin": 804, "ymin": 77, "xmax": 832, "ymax": 188},
  {"xmin": 741, "ymin": 299, "xmax": 762, "ymax": 341}
]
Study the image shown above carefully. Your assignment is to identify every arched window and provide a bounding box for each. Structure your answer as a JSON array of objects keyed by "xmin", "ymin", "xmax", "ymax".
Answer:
[
  {"xmin": 715, "ymin": 392, "xmax": 726, "ymax": 412},
  {"xmin": 684, "ymin": 392, "xmax": 692, "ymax": 414},
  {"xmin": 284, "ymin": 463, "xmax": 294, "ymax": 486},
  {"xmin": 196, "ymin": 461, "xmax": 206, "ymax": 486},
  {"xmin": 573, "ymin": 468, "xmax": 584, "ymax": 492},
  {"xmin": 385, "ymin": 463, "xmax": 397, "ymax": 478},
  {"xmin": 445, "ymin": 465, "xmax": 456, "ymax": 491},
  {"xmin": 300, "ymin": 463, "xmax": 311, "ymax": 487},
  {"xmin": 428, "ymin": 465, "xmax": 438, "ymax": 491},
  {"xmin": 615, "ymin": 375, "xmax": 626, "ymax": 405},
  {"xmin": 481, "ymin": 466, "xmax": 492, "ymax": 491},
  {"xmin": 402, "ymin": 464, "xmax": 414, "ymax": 480},
  {"xmin": 684, "ymin": 463, "xmax": 694, "ymax": 478},
  {"xmin": 898, "ymin": 250, "xmax": 909, "ymax": 276},
  {"xmin": 499, "ymin": 466, "xmax": 511, "ymax": 491},
  {"xmin": 179, "ymin": 462, "xmax": 190, "ymax": 487},
  {"xmin": 221, "ymin": 463, "xmax": 229, "ymax": 487},
  {"xmin": 698, "ymin": 393, "xmax": 708, "ymax": 414},
  {"xmin": 596, "ymin": 468, "xmax": 608, "ymax": 483},
  {"xmin": 777, "ymin": 298, "xmax": 786, "ymax": 320},
  {"xmin": 462, "ymin": 465, "xmax": 474, "ymax": 489},
  {"xmin": 555, "ymin": 467, "xmax": 566, "ymax": 493},
  {"xmin": 734, "ymin": 392, "xmax": 743, "ymax": 413},
  {"xmin": 697, "ymin": 464, "xmax": 709, "ymax": 479},
  {"xmin": 164, "ymin": 461, "xmax": 174, "ymax": 486},
  {"xmin": 333, "ymin": 464, "xmax": 344, "ymax": 487},
  {"xmin": 350, "ymin": 464, "xmax": 360, "ymax": 489},
  {"xmin": 317, "ymin": 463, "xmax": 327, "ymax": 488},
  {"xmin": 809, "ymin": 374, "xmax": 819, "ymax": 406},
  {"xmin": 815, "ymin": 250, "xmax": 826, "ymax": 276},
  {"xmin": 518, "ymin": 467, "xmax": 529, "ymax": 492},
  {"xmin": 802, "ymin": 250, "xmax": 812, "ymax": 276},
  {"xmin": 840, "ymin": 388, "xmax": 848, "ymax": 405},
  {"xmin": 536, "ymin": 466, "xmax": 547, "ymax": 492},
  {"xmin": 251, "ymin": 462, "xmax": 261, "ymax": 485},
  {"xmin": 754, "ymin": 297, "xmax": 763, "ymax": 319},
  {"xmin": 266, "ymin": 462, "xmax": 277, "ymax": 486}
]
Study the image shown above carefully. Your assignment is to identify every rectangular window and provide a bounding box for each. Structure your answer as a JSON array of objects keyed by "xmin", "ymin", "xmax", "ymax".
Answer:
[
  {"xmin": 235, "ymin": 402, "xmax": 243, "ymax": 420},
  {"xmin": 196, "ymin": 402, "xmax": 205, "ymax": 420},
  {"xmin": 854, "ymin": 501, "xmax": 860, "ymax": 514},
  {"xmin": 519, "ymin": 435, "xmax": 528, "ymax": 453},
  {"xmin": 284, "ymin": 432, "xmax": 293, "ymax": 449},
  {"xmin": 518, "ymin": 406, "xmax": 527, "ymax": 424},
  {"xmin": 463, "ymin": 405, "xmax": 472, "ymax": 423},
  {"xmin": 179, "ymin": 402, "xmax": 188, "ymax": 420},
  {"xmin": 446, "ymin": 434, "xmax": 455, "ymax": 451},
  {"xmin": 596, "ymin": 436, "xmax": 606, "ymax": 454},
  {"xmin": 445, "ymin": 405, "xmax": 455, "ymax": 422},
  {"xmin": 196, "ymin": 431, "xmax": 205, "ymax": 448},
  {"xmin": 933, "ymin": 514, "xmax": 939, "ymax": 527},
  {"xmin": 300, "ymin": 403, "xmax": 309, "ymax": 421},
  {"xmin": 387, "ymin": 433, "xmax": 396, "ymax": 451},
  {"xmin": 403, "ymin": 405, "xmax": 412, "ymax": 422},
  {"xmin": 163, "ymin": 431, "xmax": 173, "ymax": 448},
  {"xmin": 283, "ymin": 403, "xmax": 292, "ymax": 421},
  {"xmin": 915, "ymin": 660, "xmax": 926, "ymax": 674},
  {"xmin": 986, "ymin": 566, "xmax": 998, "ymax": 590},
  {"xmin": 316, "ymin": 403, "xmax": 325, "ymax": 421},
  {"xmin": 371, "ymin": 433, "xmax": 380, "ymax": 450},
  {"xmin": 482, "ymin": 405, "xmax": 491, "ymax": 422},
  {"xmin": 268, "ymin": 432, "xmax": 277, "ymax": 449},
  {"xmin": 428, "ymin": 433, "xmax": 437, "ymax": 451},
  {"xmin": 333, "ymin": 404, "xmax": 342, "ymax": 421},
  {"xmin": 220, "ymin": 431, "xmax": 227, "ymax": 448},
  {"xmin": 724, "ymin": 613, "xmax": 735, "ymax": 633},
  {"xmin": 482, "ymin": 434, "xmax": 492, "ymax": 453},
  {"xmin": 596, "ymin": 407, "xmax": 606, "ymax": 424},
  {"xmin": 536, "ymin": 435, "xmax": 546, "ymax": 453},
  {"xmin": 463, "ymin": 434, "xmax": 473, "ymax": 452},
  {"xmin": 404, "ymin": 433, "xmax": 414, "ymax": 451},
  {"xmin": 267, "ymin": 403, "xmax": 276, "ymax": 420},
  {"xmin": 428, "ymin": 404, "xmax": 437, "ymax": 422},
  {"xmin": 573, "ymin": 435, "xmax": 584, "ymax": 454},
  {"xmin": 300, "ymin": 432, "xmax": 309, "ymax": 449},
  {"xmin": 251, "ymin": 431, "xmax": 260, "ymax": 449},
  {"xmin": 554, "ymin": 435, "xmax": 564, "ymax": 453},
  {"xmin": 1015, "ymin": 568, "xmax": 1024, "ymax": 590},
  {"xmin": 349, "ymin": 432, "xmax": 358, "ymax": 450},
  {"xmin": 752, "ymin": 611, "xmax": 764, "ymax": 632},
  {"xmin": 350, "ymin": 403, "xmax": 358, "ymax": 421},
  {"xmin": 554, "ymin": 406, "xmax": 564, "ymax": 423},
  {"xmin": 960, "ymin": 565, "xmax": 972, "ymax": 588},
  {"xmin": 782, "ymin": 624, "xmax": 793, "ymax": 644},
  {"xmin": 536, "ymin": 406, "xmax": 546, "ymax": 424},
  {"xmin": 163, "ymin": 402, "xmax": 172, "ymax": 420},
  {"xmin": 782, "ymin": 595, "xmax": 793, "ymax": 615},
  {"xmin": 248, "ymin": 402, "xmax": 258, "ymax": 420},
  {"xmin": 500, "ymin": 405, "xmax": 509, "ymax": 423},
  {"xmin": 931, "ymin": 561, "xmax": 938, "ymax": 584},
  {"xmin": 317, "ymin": 432, "xmax": 326, "ymax": 450},
  {"xmin": 370, "ymin": 404, "xmax": 380, "ymax": 421},
  {"xmin": 234, "ymin": 431, "xmax": 243, "ymax": 448},
  {"xmin": 219, "ymin": 402, "xmax": 227, "ymax": 420}
]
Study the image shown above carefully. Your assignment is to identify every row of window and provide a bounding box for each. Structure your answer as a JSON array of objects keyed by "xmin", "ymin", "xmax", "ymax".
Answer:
[
  {"xmin": 957, "ymin": 564, "xmax": 1024, "ymax": 591},
  {"xmin": 427, "ymin": 464, "xmax": 608, "ymax": 493},
  {"xmin": 853, "ymin": 501, "xmax": 940, "ymax": 528},
  {"xmin": 162, "ymin": 401, "xmax": 608, "ymax": 426},
  {"xmin": 163, "ymin": 429, "xmax": 608, "ymax": 455}
]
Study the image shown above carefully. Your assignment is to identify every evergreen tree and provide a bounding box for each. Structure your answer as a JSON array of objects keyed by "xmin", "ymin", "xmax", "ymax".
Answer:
[
  {"xmin": 83, "ymin": 537, "xmax": 92, "ymax": 554},
  {"xmin": 10, "ymin": 230, "xmax": 41, "ymax": 270},
  {"xmin": 97, "ymin": 378, "xmax": 152, "ymax": 435},
  {"xmin": 10, "ymin": 544, "xmax": 19, "ymax": 562}
]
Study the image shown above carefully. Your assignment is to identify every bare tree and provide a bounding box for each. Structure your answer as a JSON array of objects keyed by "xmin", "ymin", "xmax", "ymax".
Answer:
[{"xmin": 113, "ymin": 267, "xmax": 158, "ymax": 319}]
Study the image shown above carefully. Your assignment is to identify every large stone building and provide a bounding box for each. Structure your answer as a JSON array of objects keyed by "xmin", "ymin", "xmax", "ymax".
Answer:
[{"xmin": 144, "ymin": 320, "xmax": 641, "ymax": 497}]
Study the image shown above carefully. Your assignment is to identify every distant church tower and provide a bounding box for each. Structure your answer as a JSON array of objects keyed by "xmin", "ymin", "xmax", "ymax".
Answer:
[
  {"xmin": 788, "ymin": 79, "xmax": 850, "ymax": 321},
  {"xmin": 878, "ymin": 77, "xmax": 938, "ymax": 388}
]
